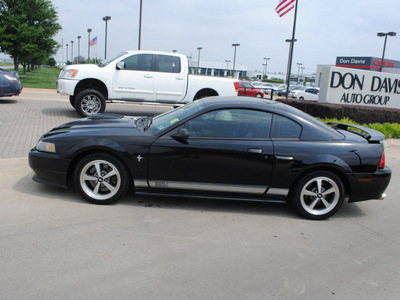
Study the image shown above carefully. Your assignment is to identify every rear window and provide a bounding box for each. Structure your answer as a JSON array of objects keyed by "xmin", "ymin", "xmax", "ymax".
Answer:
[
  {"xmin": 271, "ymin": 114, "xmax": 302, "ymax": 139},
  {"xmin": 156, "ymin": 55, "xmax": 181, "ymax": 73}
]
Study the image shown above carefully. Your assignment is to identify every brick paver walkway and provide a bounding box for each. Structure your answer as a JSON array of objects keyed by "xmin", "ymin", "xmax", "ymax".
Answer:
[{"xmin": 0, "ymin": 91, "xmax": 171, "ymax": 158}]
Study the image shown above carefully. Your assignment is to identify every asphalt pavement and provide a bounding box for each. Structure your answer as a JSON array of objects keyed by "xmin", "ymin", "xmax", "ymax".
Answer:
[{"xmin": 1, "ymin": 89, "xmax": 400, "ymax": 300}]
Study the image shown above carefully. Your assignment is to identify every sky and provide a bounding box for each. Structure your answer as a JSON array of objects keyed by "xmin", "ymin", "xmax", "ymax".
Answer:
[{"xmin": 50, "ymin": 0, "xmax": 400, "ymax": 75}]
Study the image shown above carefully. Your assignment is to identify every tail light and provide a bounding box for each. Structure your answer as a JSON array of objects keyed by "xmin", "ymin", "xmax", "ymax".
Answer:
[
  {"xmin": 233, "ymin": 82, "xmax": 239, "ymax": 92},
  {"xmin": 379, "ymin": 151, "xmax": 385, "ymax": 169}
]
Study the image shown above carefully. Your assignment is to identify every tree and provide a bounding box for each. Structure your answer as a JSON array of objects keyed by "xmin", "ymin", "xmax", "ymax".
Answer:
[{"xmin": 0, "ymin": 0, "xmax": 61, "ymax": 72}]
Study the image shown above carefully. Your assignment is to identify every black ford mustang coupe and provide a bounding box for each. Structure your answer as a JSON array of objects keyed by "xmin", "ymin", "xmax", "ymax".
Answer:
[{"xmin": 29, "ymin": 97, "xmax": 391, "ymax": 219}]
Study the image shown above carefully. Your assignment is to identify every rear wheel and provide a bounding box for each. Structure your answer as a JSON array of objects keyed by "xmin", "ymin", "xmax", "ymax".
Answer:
[
  {"xmin": 299, "ymin": 96, "xmax": 304, "ymax": 100},
  {"xmin": 74, "ymin": 153, "xmax": 130, "ymax": 205},
  {"xmin": 75, "ymin": 89, "xmax": 106, "ymax": 117},
  {"xmin": 291, "ymin": 171, "xmax": 345, "ymax": 220}
]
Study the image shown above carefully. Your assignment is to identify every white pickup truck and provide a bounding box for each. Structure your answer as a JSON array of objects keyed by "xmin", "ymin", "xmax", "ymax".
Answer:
[{"xmin": 57, "ymin": 50, "xmax": 239, "ymax": 117}]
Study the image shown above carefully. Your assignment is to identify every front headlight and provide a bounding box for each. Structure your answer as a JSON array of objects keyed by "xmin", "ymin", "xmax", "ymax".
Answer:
[
  {"xmin": 4, "ymin": 75, "xmax": 18, "ymax": 82},
  {"xmin": 62, "ymin": 69, "xmax": 79, "ymax": 79},
  {"xmin": 36, "ymin": 141, "xmax": 57, "ymax": 153}
]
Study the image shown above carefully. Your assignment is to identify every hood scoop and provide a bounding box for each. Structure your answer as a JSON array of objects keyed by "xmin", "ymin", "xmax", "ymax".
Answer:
[{"xmin": 88, "ymin": 113, "xmax": 124, "ymax": 120}]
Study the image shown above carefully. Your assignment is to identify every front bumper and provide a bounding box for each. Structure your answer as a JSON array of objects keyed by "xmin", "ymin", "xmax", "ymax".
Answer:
[
  {"xmin": 56, "ymin": 78, "xmax": 78, "ymax": 96},
  {"xmin": 28, "ymin": 148, "xmax": 72, "ymax": 188},
  {"xmin": 0, "ymin": 81, "xmax": 22, "ymax": 97},
  {"xmin": 347, "ymin": 166, "xmax": 392, "ymax": 203}
]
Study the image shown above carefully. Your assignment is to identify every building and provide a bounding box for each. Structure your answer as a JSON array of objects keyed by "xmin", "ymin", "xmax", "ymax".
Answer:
[
  {"xmin": 188, "ymin": 59, "xmax": 247, "ymax": 79},
  {"xmin": 336, "ymin": 56, "xmax": 400, "ymax": 74}
]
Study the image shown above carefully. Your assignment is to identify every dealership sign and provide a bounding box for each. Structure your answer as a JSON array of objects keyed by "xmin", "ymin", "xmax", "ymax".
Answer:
[{"xmin": 319, "ymin": 66, "xmax": 400, "ymax": 109}]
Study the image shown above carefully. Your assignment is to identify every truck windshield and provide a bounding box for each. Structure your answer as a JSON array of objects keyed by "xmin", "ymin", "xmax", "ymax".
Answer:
[
  {"xmin": 98, "ymin": 52, "xmax": 128, "ymax": 67},
  {"xmin": 152, "ymin": 101, "xmax": 206, "ymax": 133}
]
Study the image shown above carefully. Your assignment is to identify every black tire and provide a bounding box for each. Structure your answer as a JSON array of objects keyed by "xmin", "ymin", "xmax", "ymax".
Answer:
[
  {"xmin": 69, "ymin": 95, "xmax": 76, "ymax": 107},
  {"xmin": 75, "ymin": 89, "xmax": 106, "ymax": 117},
  {"xmin": 299, "ymin": 96, "xmax": 304, "ymax": 100},
  {"xmin": 256, "ymin": 93, "xmax": 262, "ymax": 98},
  {"xmin": 291, "ymin": 171, "xmax": 345, "ymax": 220},
  {"xmin": 74, "ymin": 153, "xmax": 130, "ymax": 205}
]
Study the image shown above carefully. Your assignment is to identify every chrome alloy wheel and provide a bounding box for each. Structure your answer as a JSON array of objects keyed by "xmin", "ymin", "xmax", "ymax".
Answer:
[
  {"xmin": 79, "ymin": 159, "xmax": 121, "ymax": 201},
  {"xmin": 299, "ymin": 176, "xmax": 340, "ymax": 216},
  {"xmin": 81, "ymin": 95, "xmax": 102, "ymax": 115}
]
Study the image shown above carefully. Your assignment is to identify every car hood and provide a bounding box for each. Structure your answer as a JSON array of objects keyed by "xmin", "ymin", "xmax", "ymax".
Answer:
[{"xmin": 42, "ymin": 114, "xmax": 150, "ymax": 139}]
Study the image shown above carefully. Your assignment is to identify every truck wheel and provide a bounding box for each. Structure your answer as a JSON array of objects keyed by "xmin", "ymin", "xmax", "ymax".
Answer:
[{"xmin": 75, "ymin": 89, "xmax": 106, "ymax": 117}]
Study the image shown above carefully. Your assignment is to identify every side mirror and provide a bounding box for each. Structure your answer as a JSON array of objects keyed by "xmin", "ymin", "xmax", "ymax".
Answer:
[
  {"xmin": 171, "ymin": 128, "xmax": 190, "ymax": 144},
  {"xmin": 116, "ymin": 61, "xmax": 126, "ymax": 70}
]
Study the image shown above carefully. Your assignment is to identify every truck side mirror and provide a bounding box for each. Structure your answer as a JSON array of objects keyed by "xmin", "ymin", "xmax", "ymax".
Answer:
[{"xmin": 116, "ymin": 61, "xmax": 126, "ymax": 70}]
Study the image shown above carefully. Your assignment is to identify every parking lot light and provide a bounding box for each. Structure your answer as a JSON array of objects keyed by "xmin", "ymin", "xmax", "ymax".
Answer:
[
  {"xmin": 197, "ymin": 47, "xmax": 202, "ymax": 74},
  {"xmin": 377, "ymin": 32, "xmax": 396, "ymax": 72},
  {"xmin": 232, "ymin": 43, "xmax": 240, "ymax": 78},
  {"xmin": 103, "ymin": 16, "xmax": 111, "ymax": 59},
  {"xmin": 87, "ymin": 28, "xmax": 92, "ymax": 63}
]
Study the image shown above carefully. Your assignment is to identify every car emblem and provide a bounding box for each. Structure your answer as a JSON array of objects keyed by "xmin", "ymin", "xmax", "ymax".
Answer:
[{"xmin": 136, "ymin": 155, "xmax": 144, "ymax": 162}]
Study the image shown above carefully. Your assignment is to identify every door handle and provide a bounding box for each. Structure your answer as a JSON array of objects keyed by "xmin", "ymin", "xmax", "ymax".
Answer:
[
  {"xmin": 175, "ymin": 76, "xmax": 184, "ymax": 80},
  {"xmin": 248, "ymin": 148, "xmax": 263, "ymax": 154},
  {"xmin": 144, "ymin": 74, "xmax": 153, "ymax": 78},
  {"xmin": 276, "ymin": 155, "xmax": 294, "ymax": 161}
]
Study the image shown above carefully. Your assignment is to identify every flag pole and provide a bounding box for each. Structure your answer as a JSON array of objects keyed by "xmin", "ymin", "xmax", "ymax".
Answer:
[{"xmin": 285, "ymin": 0, "xmax": 299, "ymax": 98}]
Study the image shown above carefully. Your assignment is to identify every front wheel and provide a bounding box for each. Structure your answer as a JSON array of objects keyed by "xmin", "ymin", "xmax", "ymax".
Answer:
[
  {"xmin": 74, "ymin": 153, "xmax": 130, "ymax": 205},
  {"xmin": 291, "ymin": 171, "xmax": 345, "ymax": 220},
  {"xmin": 256, "ymin": 93, "xmax": 263, "ymax": 98},
  {"xmin": 75, "ymin": 89, "xmax": 106, "ymax": 117}
]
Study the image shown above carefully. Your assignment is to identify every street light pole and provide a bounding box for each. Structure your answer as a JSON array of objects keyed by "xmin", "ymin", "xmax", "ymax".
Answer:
[
  {"xmin": 197, "ymin": 47, "xmax": 202, "ymax": 74},
  {"xmin": 264, "ymin": 57, "xmax": 270, "ymax": 79},
  {"xmin": 296, "ymin": 62, "xmax": 302, "ymax": 84},
  {"xmin": 77, "ymin": 36, "xmax": 81, "ymax": 64},
  {"xmin": 225, "ymin": 60, "xmax": 230, "ymax": 76},
  {"xmin": 377, "ymin": 31, "xmax": 396, "ymax": 72},
  {"xmin": 87, "ymin": 28, "xmax": 92, "ymax": 64},
  {"xmin": 103, "ymin": 16, "xmax": 111, "ymax": 59},
  {"xmin": 66, "ymin": 43, "xmax": 69, "ymax": 63},
  {"xmin": 71, "ymin": 41, "xmax": 74, "ymax": 63},
  {"xmin": 138, "ymin": 0, "xmax": 143, "ymax": 50},
  {"xmin": 232, "ymin": 43, "xmax": 240, "ymax": 78}
]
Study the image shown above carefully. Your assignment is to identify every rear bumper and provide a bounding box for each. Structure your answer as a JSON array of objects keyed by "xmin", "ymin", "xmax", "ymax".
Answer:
[{"xmin": 347, "ymin": 166, "xmax": 392, "ymax": 203}]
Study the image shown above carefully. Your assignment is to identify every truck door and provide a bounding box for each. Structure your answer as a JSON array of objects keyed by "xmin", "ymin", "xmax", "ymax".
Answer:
[
  {"xmin": 153, "ymin": 54, "xmax": 186, "ymax": 102},
  {"xmin": 113, "ymin": 53, "xmax": 155, "ymax": 101}
]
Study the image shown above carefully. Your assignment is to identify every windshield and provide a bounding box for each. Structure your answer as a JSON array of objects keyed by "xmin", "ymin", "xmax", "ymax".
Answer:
[
  {"xmin": 98, "ymin": 52, "xmax": 128, "ymax": 67},
  {"xmin": 152, "ymin": 101, "xmax": 206, "ymax": 132}
]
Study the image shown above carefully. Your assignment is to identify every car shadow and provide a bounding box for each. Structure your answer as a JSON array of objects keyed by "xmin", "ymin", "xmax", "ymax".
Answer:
[
  {"xmin": 16, "ymin": 172, "xmax": 367, "ymax": 220},
  {"xmin": 0, "ymin": 99, "xmax": 18, "ymax": 104},
  {"xmin": 41, "ymin": 107, "xmax": 79, "ymax": 118}
]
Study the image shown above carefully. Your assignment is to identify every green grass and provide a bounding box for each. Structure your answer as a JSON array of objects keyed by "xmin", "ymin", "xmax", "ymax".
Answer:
[
  {"xmin": 320, "ymin": 118, "xmax": 400, "ymax": 139},
  {"xmin": 19, "ymin": 67, "xmax": 61, "ymax": 89}
]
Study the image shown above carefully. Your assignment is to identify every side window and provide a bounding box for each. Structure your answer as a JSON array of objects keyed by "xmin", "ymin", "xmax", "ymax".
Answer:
[
  {"xmin": 271, "ymin": 114, "xmax": 302, "ymax": 139},
  {"xmin": 121, "ymin": 54, "xmax": 153, "ymax": 71},
  {"xmin": 186, "ymin": 109, "xmax": 272, "ymax": 139},
  {"xmin": 156, "ymin": 55, "xmax": 181, "ymax": 73}
]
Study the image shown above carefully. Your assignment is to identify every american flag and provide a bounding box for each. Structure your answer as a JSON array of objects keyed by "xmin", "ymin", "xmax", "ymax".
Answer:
[
  {"xmin": 276, "ymin": 0, "xmax": 296, "ymax": 17},
  {"xmin": 89, "ymin": 36, "xmax": 97, "ymax": 47}
]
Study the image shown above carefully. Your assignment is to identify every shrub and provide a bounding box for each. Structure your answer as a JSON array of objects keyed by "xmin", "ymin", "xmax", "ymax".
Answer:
[{"xmin": 277, "ymin": 98, "xmax": 400, "ymax": 124}]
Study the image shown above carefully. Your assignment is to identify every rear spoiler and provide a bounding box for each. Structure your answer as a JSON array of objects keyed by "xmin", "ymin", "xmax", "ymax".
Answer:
[{"xmin": 328, "ymin": 123, "xmax": 385, "ymax": 142}]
